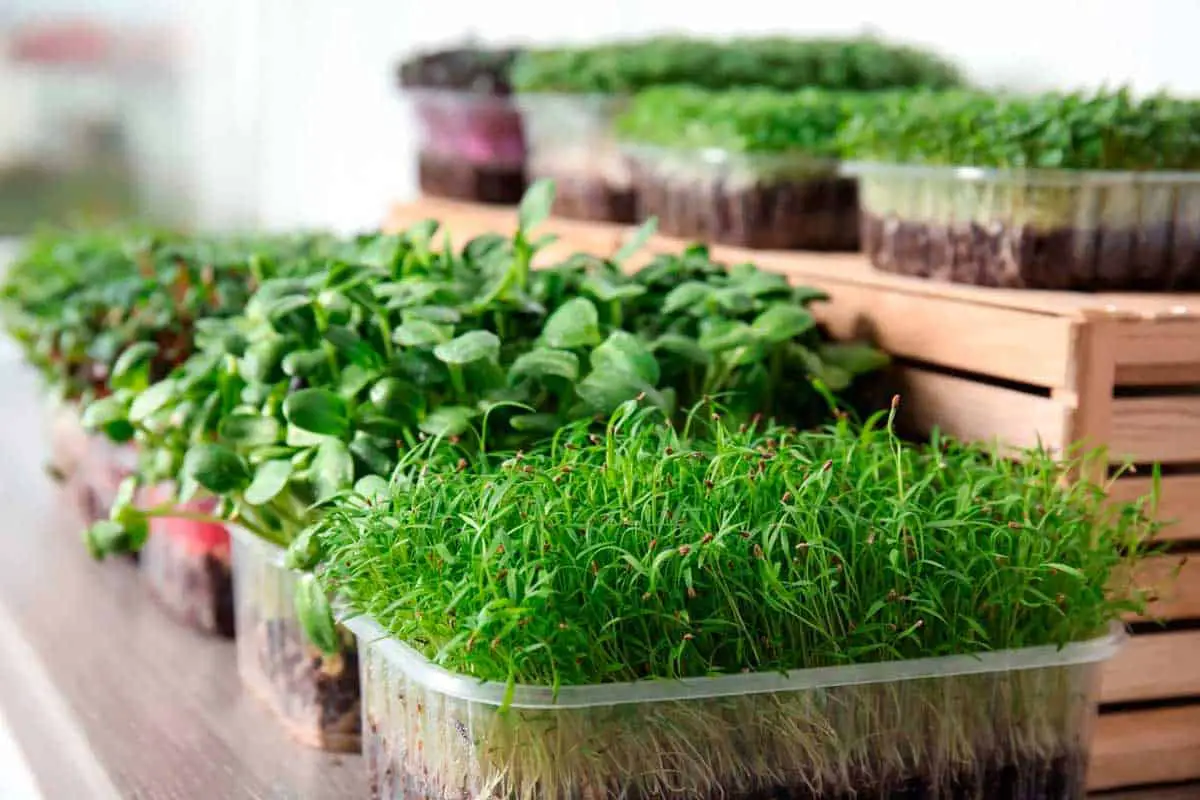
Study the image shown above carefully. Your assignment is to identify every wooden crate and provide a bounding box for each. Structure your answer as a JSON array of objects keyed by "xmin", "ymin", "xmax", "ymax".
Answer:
[{"xmin": 387, "ymin": 199, "xmax": 1200, "ymax": 792}]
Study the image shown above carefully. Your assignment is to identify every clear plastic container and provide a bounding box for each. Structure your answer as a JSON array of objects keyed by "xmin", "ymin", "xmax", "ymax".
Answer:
[
  {"xmin": 229, "ymin": 526, "xmax": 361, "ymax": 752},
  {"xmin": 850, "ymin": 162, "xmax": 1200, "ymax": 291},
  {"xmin": 139, "ymin": 484, "xmax": 234, "ymax": 637},
  {"xmin": 347, "ymin": 612, "xmax": 1121, "ymax": 800},
  {"xmin": 516, "ymin": 93, "xmax": 636, "ymax": 223},
  {"xmin": 406, "ymin": 89, "xmax": 527, "ymax": 205},
  {"xmin": 627, "ymin": 144, "xmax": 859, "ymax": 250}
]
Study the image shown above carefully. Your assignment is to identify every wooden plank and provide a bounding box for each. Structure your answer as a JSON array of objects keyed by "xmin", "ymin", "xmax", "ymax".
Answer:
[
  {"xmin": 1109, "ymin": 474, "xmax": 1200, "ymax": 542},
  {"xmin": 1117, "ymin": 362, "xmax": 1200, "ymax": 386},
  {"xmin": 1123, "ymin": 555, "xmax": 1200, "ymax": 623},
  {"xmin": 1100, "ymin": 631, "xmax": 1200, "ymax": 703},
  {"xmin": 894, "ymin": 367, "xmax": 1072, "ymax": 453},
  {"xmin": 1109, "ymin": 396, "xmax": 1200, "ymax": 464},
  {"xmin": 1114, "ymin": 317, "xmax": 1200, "ymax": 372},
  {"xmin": 1063, "ymin": 315, "xmax": 1118, "ymax": 477},
  {"xmin": 1093, "ymin": 783, "xmax": 1200, "ymax": 799},
  {"xmin": 1089, "ymin": 705, "xmax": 1200, "ymax": 790}
]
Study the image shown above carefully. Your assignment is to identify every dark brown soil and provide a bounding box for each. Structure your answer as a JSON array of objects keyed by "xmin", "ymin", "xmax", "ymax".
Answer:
[
  {"xmin": 145, "ymin": 545, "xmax": 234, "ymax": 638},
  {"xmin": 539, "ymin": 173, "xmax": 637, "ymax": 224},
  {"xmin": 862, "ymin": 212, "xmax": 1200, "ymax": 291},
  {"xmin": 418, "ymin": 151, "xmax": 526, "ymax": 205},
  {"xmin": 364, "ymin": 731, "xmax": 1085, "ymax": 800},
  {"xmin": 255, "ymin": 617, "xmax": 361, "ymax": 750},
  {"xmin": 634, "ymin": 169, "xmax": 859, "ymax": 251}
]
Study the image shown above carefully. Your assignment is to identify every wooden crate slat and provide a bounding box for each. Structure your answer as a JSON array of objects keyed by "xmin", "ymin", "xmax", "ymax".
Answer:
[
  {"xmin": 1100, "ymin": 630, "xmax": 1200, "ymax": 703},
  {"xmin": 1089, "ymin": 705, "xmax": 1200, "ymax": 790},
  {"xmin": 1115, "ymin": 317, "xmax": 1200, "ymax": 371},
  {"xmin": 895, "ymin": 367, "xmax": 1071, "ymax": 453},
  {"xmin": 1116, "ymin": 362, "xmax": 1200, "ymax": 386},
  {"xmin": 1123, "ymin": 555, "xmax": 1200, "ymax": 622},
  {"xmin": 1109, "ymin": 474, "xmax": 1200, "ymax": 542},
  {"xmin": 1092, "ymin": 787, "xmax": 1200, "ymax": 800},
  {"xmin": 1109, "ymin": 396, "xmax": 1200, "ymax": 464}
]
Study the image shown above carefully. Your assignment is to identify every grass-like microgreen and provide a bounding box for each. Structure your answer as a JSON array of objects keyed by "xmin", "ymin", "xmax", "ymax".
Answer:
[
  {"xmin": 317, "ymin": 397, "xmax": 1159, "ymax": 687},
  {"xmin": 512, "ymin": 36, "xmax": 962, "ymax": 94},
  {"xmin": 839, "ymin": 88, "xmax": 1200, "ymax": 170},
  {"xmin": 84, "ymin": 181, "xmax": 885, "ymax": 567}
]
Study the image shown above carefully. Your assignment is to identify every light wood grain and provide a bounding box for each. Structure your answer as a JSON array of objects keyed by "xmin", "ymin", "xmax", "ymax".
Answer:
[
  {"xmin": 1093, "ymin": 784, "xmax": 1200, "ymax": 799},
  {"xmin": 1114, "ymin": 317, "xmax": 1200, "ymax": 371},
  {"xmin": 1109, "ymin": 396, "xmax": 1200, "ymax": 464},
  {"xmin": 1089, "ymin": 705, "xmax": 1200, "ymax": 790},
  {"xmin": 1100, "ymin": 631, "xmax": 1200, "ymax": 703},
  {"xmin": 0, "ymin": 361, "xmax": 363, "ymax": 799},
  {"xmin": 1122, "ymin": 555, "xmax": 1200, "ymax": 622},
  {"xmin": 1109, "ymin": 474, "xmax": 1200, "ymax": 542},
  {"xmin": 894, "ymin": 367, "xmax": 1071, "ymax": 453}
]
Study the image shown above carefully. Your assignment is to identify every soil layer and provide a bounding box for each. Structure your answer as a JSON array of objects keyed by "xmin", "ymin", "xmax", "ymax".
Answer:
[
  {"xmin": 144, "ymin": 543, "xmax": 234, "ymax": 638},
  {"xmin": 635, "ymin": 171, "xmax": 860, "ymax": 251},
  {"xmin": 251, "ymin": 616, "xmax": 361, "ymax": 752},
  {"xmin": 365, "ymin": 728, "xmax": 1085, "ymax": 800},
  {"xmin": 538, "ymin": 173, "xmax": 637, "ymax": 224},
  {"xmin": 418, "ymin": 151, "xmax": 526, "ymax": 205},
  {"xmin": 862, "ymin": 212, "xmax": 1200, "ymax": 291}
]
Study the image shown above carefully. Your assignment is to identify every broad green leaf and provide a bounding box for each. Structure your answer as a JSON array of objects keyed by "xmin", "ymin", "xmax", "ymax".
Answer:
[
  {"xmin": 662, "ymin": 281, "xmax": 711, "ymax": 315},
  {"xmin": 267, "ymin": 294, "xmax": 312, "ymax": 321},
  {"xmin": 109, "ymin": 342, "xmax": 158, "ymax": 389},
  {"xmin": 698, "ymin": 318, "xmax": 756, "ymax": 352},
  {"xmin": 287, "ymin": 424, "xmax": 333, "ymax": 447},
  {"xmin": 240, "ymin": 336, "xmax": 290, "ymax": 384},
  {"xmin": 339, "ymin": 364, "xmax": 376, "ymax": 398},
  {"xmin": 285, "ymin": 525, "xmax": 322, "ymax": 570},
  {"xmin": 581, "ymin": 274, "xmax": 647, "ymax": 303},
  {"xmin": 282, "ymin": 349, "xmax": 329, "ymax": 378},
  {"xmin": 392, "ymin": 319, "xmax": 450, "ymax": 348},
  {"xmin": 349, "ymin": 433, "xmax": 396, "ymax": 477},
  {"xmin": 613, "ymin": 216, "xmax": 659, "ymax": 263},
  {"xmin": 434, "ymin": 330, "xmax": 500, "ymax": 366},
  {"xmin": 793, "ymin": 345, "xmax": 854, "ymax": 392},
  {"xmin": 353, "ymin": 475, "xmax": 391, "ymax": 504},
  {"xmin": 324, "ymin": 326, "xmax": 382, "ymax": 368},
  {"xmin": 518, "ymin": 178, "xmax": 556, "ymax": 231},
  {"xmin": 244, "ymin": 459, "xmax": 294, "ymax": 505},
  {"xmin": 294, "ymin": 573, "xmax": 339, "ymax": 654},
  {"xmin": 575, "ymin": 372, "xmax": 666, "ymax": 416},
  {"xmin": 368, "ymin": 378, "xmax": 414, "ymax": 420},
  {"xmin": 590, "ymin": 331, "xmax": 659, "ymax": 385},
  {"xmin": 542, "ymin": 298, "xmax": 600, "ymax": 349},
  {"xmin": 183, "ymin": 443, "xmax": 251, "ymax": 494},
  {"xmin": 650, "ymin": 334, "xmax": 710, "ymax": 366},
  {"xmin": 419, "ymin": 406, "xmax": 476, "ymax": 438},
  {"xmin": 284, "ymin": 389, "xmax": 349, "ymax": 438},
  {"xmin": 311, "ymin": 439, "xmax": 355, "ymax": 502},
  {"xmin": 81, "ymin": 395, "xmax": 127, "ymax": 431},
  {"xmin": 751, "ymin": 304, "xmax": 816, "ymax": 344},
  {"xmin": 818, "ymin": 342, "xmax": 890, "ymax": 376},
  {"xmin": 508, "ymin": 348, "xmax": 579, "ymax": 385},
  {"xmin": 129, "ymin": 381, "xmax": 175, "ymax": 424},
  {"xmin": 219, "ymin": 413, "xmax": 281, "ymax": 446},
  {"xmin": 405, "ymin": 305, "xmax": 461, "ymax": 324}
]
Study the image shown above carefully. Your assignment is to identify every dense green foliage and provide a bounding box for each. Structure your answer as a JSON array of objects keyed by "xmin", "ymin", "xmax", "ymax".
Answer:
[
  {"xmin": 0, "ymin": 231, "xmax": 340, "ymax": 404},
  {"xmin": 840, "ymin": 88, "xmax": 1200, "ymax": 170},
  {"xmin": 617, "ymin": 87, "xmax": 879, "ymax": 155},
  {"xmin": 512, "ymin": 36, "xmax": 963, "ymax": 95},
  {"xmin": 315, "ymin": 401, "xmax": 1158, "ymax": 687},
  {"xmin": 85, "ymin": 182, "xmax": 884, "ymax": 557}
]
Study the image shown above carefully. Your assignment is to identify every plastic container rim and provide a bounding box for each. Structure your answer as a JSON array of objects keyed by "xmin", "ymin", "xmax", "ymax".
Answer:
[
  {"xmin": 623, "ymin": 141, "xmax": 840, "ymax": 171},
  {"xmin": 345, "ymin": 611, "xmax": 1125, "ymax": 710},
  {"xmin": 227, "ymin": 523, "xmax": 287, "ymax": 569},
  {"xmin": 844, "ymin": 160, "xmax": 1200, "ymax": 185}
]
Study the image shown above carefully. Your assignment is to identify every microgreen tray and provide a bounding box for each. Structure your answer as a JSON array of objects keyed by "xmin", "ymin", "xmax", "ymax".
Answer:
[
  {"xmin": 625, "ymin": 143, "xmax": 859, "ymax": 251},
  {"xmin": 516, "ymin": 93, "xmax": 636, "ymax": 223},
  {"xmin": 849, "ymin": 161, "xmax": 1200, "ymax": 291},
  {"xmin": 347, "ymin": 612, "xmax": 1120, "ymax": 800},
  {"xmin": 229, "ymin": 525, "xmax": 360, "ymax": 752}
]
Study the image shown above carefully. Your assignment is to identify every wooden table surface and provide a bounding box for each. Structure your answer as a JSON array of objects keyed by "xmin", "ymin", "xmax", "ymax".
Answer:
[{"xmin": 0, "ymin": 346, "xmax": 364, "ymax": 799}]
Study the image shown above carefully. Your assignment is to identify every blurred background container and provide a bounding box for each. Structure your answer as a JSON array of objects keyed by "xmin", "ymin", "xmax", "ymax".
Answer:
[{"xmin": 2, "ymin": 0, "xmax": 1199, "ymax": 235}]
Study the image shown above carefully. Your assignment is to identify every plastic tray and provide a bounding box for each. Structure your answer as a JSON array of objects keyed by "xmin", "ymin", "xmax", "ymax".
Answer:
[
  {"xmin": 626, "ymin": 144, "xmax": 859, "ymax": 250},
  {"xmin": 406, "ymin": 89, "xmax": 527, "ymax": 205},
  {"xmin": 229, "ymin": 526, "xmax": 361, "ymax": 752},
  {"xmin": 516, "ymin": 93, "xmax": 636, "ymax": 223},
  {"xmin": 849, "ymin": 161, "xmax": 1200, "ymax": 291},
  {"xmin": 347, "ymin": 612, "xmax": 1121, "ymax": 800},
  {"xmin": 139, "ymin": 485, "xmax": 233, "ymax": 637}
]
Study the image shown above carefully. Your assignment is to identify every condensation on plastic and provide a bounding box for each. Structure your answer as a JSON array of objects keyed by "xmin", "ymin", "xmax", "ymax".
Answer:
[
  {"xmin": 140, "ymin": 489, "xmax": 233, "ymax": 637},
  {"xmin": 625, "ymin": 143, "xmax": 858, "ymax": 250},
  {"xmin": 405, "ymin": 89, "xmax": 527, "ymax": 168},
  {"xmin": 847, "ymin": 161, "xmax": 1200, "ymax": 290},
  {"xmin": 348, "ymin": 611, "xmax": 1123, "ymax": 799},
  {"xmin": 229, "ymin": 526, "xmax": 361, "ymax": 752}
]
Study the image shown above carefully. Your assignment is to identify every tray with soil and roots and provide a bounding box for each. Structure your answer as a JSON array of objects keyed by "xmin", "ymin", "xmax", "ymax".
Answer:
[
  {"xmin": 619, "ymin": 88, "xmax": 864, "ymax": 251},
  {"xmin": 230, "ymin": 526, "xmax": 360, "ymax": 752},
  {"xmin": 313, "ymin": 401, "xmax": 1163, "ymax": 800},
  {"xmin": 841, "ymin": 89, "xmax": 1200, "ymax": 291}
]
